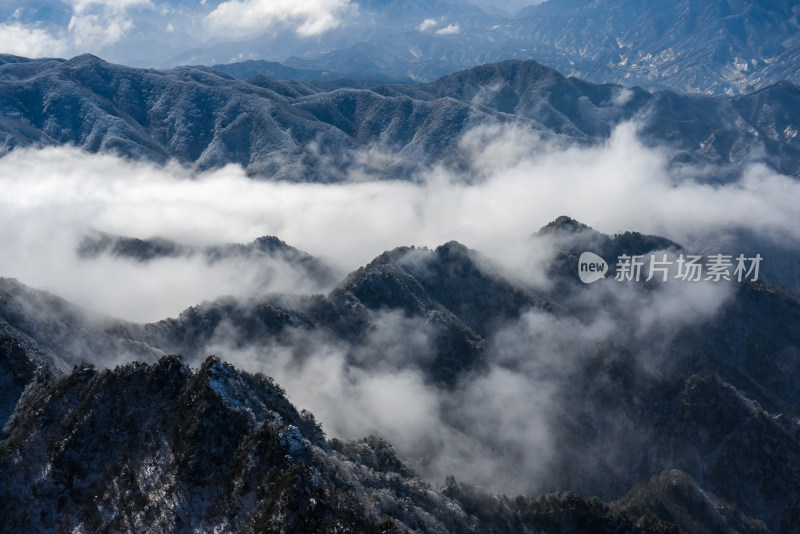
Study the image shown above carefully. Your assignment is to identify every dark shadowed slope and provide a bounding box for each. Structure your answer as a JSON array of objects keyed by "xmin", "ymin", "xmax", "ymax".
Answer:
[
  {"xmin": 0, "ymin": 352, "xmax": 681, "ymax": 533},
  {"xmin": 2, "ymin": 223, "xmax": 800, "ymax": 531}
]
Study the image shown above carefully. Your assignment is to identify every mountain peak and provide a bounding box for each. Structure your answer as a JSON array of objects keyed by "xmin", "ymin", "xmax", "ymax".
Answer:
[
  {"xmin": 434, "ymin": 240, "xmax": 470, "ymax": 257},
  {"xmin": 251, "ymin": 235, "xmax": 293, "ymax": 252},
  {"xmin": 62, "ymin": 53, "xmax": 106, "ymax": 67},
  {"xmin": 538, "ymin": 215, "xmax": 593, "ymax": 235}
]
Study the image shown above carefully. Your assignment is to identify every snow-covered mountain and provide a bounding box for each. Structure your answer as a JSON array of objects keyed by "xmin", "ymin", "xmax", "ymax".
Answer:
[
  {"xmin": 3, "ymin": 221, "xmax": 800, "ymax": 532},
  {"xmin": 2, "ymin": 0, "xmax": 798, "ymax": 95},
  {"xmin": 201, "ymin": 0, "xmax": 800, "ymax": 95},
  {"xmin": 2, "ymin": 54, "xmax": 800, "ymax": 178},
  {"xmin": 509, "ymin": 0, "xmax": 800, "ymax": 95},
  {"xmin": 2, "ymin": 3, "xmax": 799, "ymax": 532},
  {"xmin": 1, "ymin": 349, "xmax": 683, "ymax": 533}
]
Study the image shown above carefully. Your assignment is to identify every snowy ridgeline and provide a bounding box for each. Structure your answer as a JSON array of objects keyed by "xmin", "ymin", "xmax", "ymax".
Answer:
[{"xmin": 1, "ymin": 55, "xmax": 799, "ymax": 179}]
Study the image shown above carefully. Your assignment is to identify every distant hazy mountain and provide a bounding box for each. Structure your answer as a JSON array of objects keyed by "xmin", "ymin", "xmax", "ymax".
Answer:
[
  {"xmin": 2, "ymin": 55, "xmax": 800, "ymax": 178},
  {"xmin": 3, "ymin": 1, "xmax": 798, "ymax": 96},
  {"xmin": 2, "ymin": 221, "xmax": 800, "ymax": 531},
  {"xmin": 199, "ymin": 0, "xmax": 800, "ymax": 96},
  {"xmin": 510, "ymin": 0, "xmax": 800, "ymax": 95},
  {"xmin": 78, "ymin": 231, "xmax": 339, "ymax": 289},
  {"xmin": 199, "ymin": 60, "xmax": 344, "ymax": 83}
]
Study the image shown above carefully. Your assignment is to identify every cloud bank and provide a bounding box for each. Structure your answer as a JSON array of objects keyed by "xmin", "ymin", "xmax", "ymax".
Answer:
[
  {"xmin": 0, "ymin": 119, "xmax": 796, "ymax": 495},
  {"xmin": 0, "ymin": 120, "xmax": 798, "ymax": 320}
]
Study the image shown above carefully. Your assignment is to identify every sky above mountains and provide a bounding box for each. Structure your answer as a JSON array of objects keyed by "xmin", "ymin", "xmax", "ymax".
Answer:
[
  {"xmin": 0, "ymin": 0, "xmax": 356, "ymax": 60},
  {"xmin": 0, "ymin": 0, "xmax": 473, "ymax": 62}
]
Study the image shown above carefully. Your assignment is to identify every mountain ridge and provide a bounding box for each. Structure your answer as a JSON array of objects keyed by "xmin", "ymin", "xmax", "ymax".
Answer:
[
  {"xmin": 2, "ymin": 55, "xmax": 800, "ymax": 178},
  {"xmin": 199, "ymin": 0, "xmax": 800, "ymax": 96},
  {"xmin": 3, "ymin": 0, "xmax": 798, "ymax": 95},
  {"xmin": 0, "ymin": 349, "xmax": 683, "ymax": 533},
  {"xmin": 3, "ymin": 221, "xmax": 800, "ymax": 531}
]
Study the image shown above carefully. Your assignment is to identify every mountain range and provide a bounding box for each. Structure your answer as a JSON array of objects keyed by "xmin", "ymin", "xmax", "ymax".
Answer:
[
  {"xmin": 284, "ymin": 0, "xmax": 800, "ymax": 95},
  {"xmin": 4, "ymin": 0, "xmax": 798, "ymax": 95},
  {"xmin": 3, "ymin": 3, "xmax": 800, "ymax": 530},
  {"xmin": 3, "ymin": 219, "xmax": 800, "ymax": 532},
  {"xmin": 2, "ymin": 54, "xmax": 800, "ymax": 179}
]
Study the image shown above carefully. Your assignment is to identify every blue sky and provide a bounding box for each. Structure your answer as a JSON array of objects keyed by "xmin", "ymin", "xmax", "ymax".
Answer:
[
  {"xmin": 0, "ymin": 0, "xmax": 364, "ymax": 62},
  {"xmin": 0, "ymin": 0, "xmax": 546, "ymax": 64}
]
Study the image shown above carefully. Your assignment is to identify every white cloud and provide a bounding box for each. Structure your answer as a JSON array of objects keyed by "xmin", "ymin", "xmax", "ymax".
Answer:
[
  {"xmin": 454, "ymin": 121, "xmax": 800, "ymax": 246},
  {"xmin": 0, "ymin": 120, "xmax": 797, "ymax": 320},
  {"xmin": 435, "ymin": 23, "xmax": 460, "ymax": 35},
  {"xmin": 612, "ymin": 86, "xmax": 634, "ymax": 106},
  {"xmin": 69, "ymin": 0, "xmax": 152, "ymax": 11},
  {"xmin": 0, "ymin": 23, "xmax": 70, "ymax": 58},
  {"xmin": 417, "ymin": 19, "xmax": 461, "ymax": 36},
  {"xmin": 68, "ymin": 12, "xmax": 133, "ymax": 49},
  {"xmin": 204, "ymin": 0, "xmax": 355, "ymax": 38},
  {"xmin": 417, "ymin": 18, "xmax": 438, "ymax": 32},
  {"xmin": 0, "ymin": 0, "xmax": 153, "ymax": 58},
  {"xmin": 68, "ymin": 0, "xmax": 152, "ymax": 49}
]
